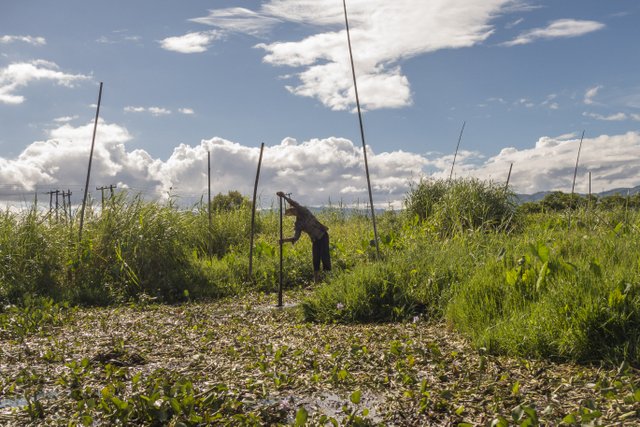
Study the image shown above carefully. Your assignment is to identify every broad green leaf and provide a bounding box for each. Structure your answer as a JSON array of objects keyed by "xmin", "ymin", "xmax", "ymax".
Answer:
[
  {"xmin": 536, "ymin": 262, "xmax": 548, "ymax": 292},
  {"xmin": 295, "ymin": 407, "xmax": 308, "ymax": 426},
  {"xmin": 537, "ymin": 242, "xmax": 550, "ymax": 263},
  {"xmin": 350, "ymin": 389, "xmax": 362, "ymax": 405}
]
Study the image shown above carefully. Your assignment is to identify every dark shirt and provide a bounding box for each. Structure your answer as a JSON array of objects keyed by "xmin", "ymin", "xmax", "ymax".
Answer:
[{"xmin": 293, "ymin": 206, "xmax": 328, "ymax": 242}]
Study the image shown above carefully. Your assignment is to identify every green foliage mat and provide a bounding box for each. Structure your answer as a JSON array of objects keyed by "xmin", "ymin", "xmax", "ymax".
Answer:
[{"xmin": 1, "ymin": 293, "xmax": 638, "ymax": 425}]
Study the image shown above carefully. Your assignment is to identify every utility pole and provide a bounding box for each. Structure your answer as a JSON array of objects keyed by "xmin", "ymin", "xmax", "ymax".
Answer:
[
  {"xmin": 66, "ymin": 190, "xmax": 72, "ymax": 220},
  {"xmin": 46, "ymin": 190, "xmax": 55, "ymax": 221},
  {"xmin": 97, "ymin": 186, "xmax": 107, "ymax": 210},
  {"xmin": 53, "ymin": 189, "xmax": 61, "ymax": 222},
  {"xmin": 62, "ymin": 190, "xmax": 68, "ymax": 222},
  {"xmin": 96, "ymin": 184, "xmax": 116, "ymax": 211}
]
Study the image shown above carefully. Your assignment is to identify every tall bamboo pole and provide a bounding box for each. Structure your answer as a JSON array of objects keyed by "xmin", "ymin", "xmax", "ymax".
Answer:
[
  {"xmin": 248, "ymin": 143, "xmax": 265, "ymax": 279},
  {"xmin": 571, "ymin": 130, "xmax": 586, "ymax": 196},
  {"xmin": 504, "ymin": 162, "xmax": 513, "ymax": 191},
  {"xmin": 78, "ymin": 82, "xmax": 103, "ymax": 242},
  {"xmin": 449, "ymin": 121, "xmax": 466, "ymax": 181},
  {"xmin": 342, "ymin": 0, "xmax": 380, "ymax": 258},
  {"xmin": 207, "ymin": 150, "xmax": 212, "ymax": 257},
  {"xmin": 568, "ymin": 130, "xmax": 585, "ymax": 227},
  {"xmin": 278, "ymin": 195, "xmax": 284, "ymax": 307}
]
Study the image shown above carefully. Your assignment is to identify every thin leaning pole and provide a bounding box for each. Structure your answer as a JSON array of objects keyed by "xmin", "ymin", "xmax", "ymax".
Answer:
[
  {"xmin": 504, "ymin": 162, "xmax": 513, "ymax": 192},
  {"xmin": 278, "ymin": 194, "xmax": 284, "ymax": 307},
  {"xmin": 207, "ymin": 150, "xmax": 212, "ymax": 257},
  {"xmin": 570, "ymin": 130, "xmax": 586, "ymax": 196},
  {"xmin": 78, "ymin": 82, "xmax": 103, "ymax": 242},
  {"xmin": 248, "ymin": 142, "xmax": 265, "ymax": 279},
  {"xmin": 568, "ymin": 130, "xmax": 586, "ymax": 227},
  {"xmin": 449, "ymin": 121, "xmax": 466, "ymax": 181},
  {"xmin": 342, "ymin": 0, "xmax": 380, "ymax": 258}
]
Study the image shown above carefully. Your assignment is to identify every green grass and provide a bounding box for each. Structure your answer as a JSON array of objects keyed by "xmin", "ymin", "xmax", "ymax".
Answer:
[{"xmin": 2, "ymin": 183, "xmax": 640, "ymax": 366}]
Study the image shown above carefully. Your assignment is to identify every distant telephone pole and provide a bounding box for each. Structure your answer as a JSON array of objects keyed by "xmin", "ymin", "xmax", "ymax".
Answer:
[{"xmin": 96, "ymin": 184, "xmax": 117, "ymax": 210}]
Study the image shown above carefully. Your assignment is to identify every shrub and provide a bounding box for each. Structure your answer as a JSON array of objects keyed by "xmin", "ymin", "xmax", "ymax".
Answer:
[{"xmin": 404, "ymin": 178, "xmax": 519, "ymax": 236}]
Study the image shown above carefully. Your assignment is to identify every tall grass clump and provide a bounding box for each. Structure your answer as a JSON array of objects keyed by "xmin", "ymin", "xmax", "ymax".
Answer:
[
  {"xmin": 70, "ymin": 194, "xmax": 210, "ymax": 303},
  {"xmin": 301, "ymin": 262, "xmax": 416, "ymax": 323},
  {"xmin": 446, "ymin": 217, "xmax": 640, "ymax": 365},
  {"xmin": 404, "ymin": 178, "xmax": 519, "ymax": 235},
  {"xmin": 0, "ymin": 208, "xmax": 68, "ymax": 302}
]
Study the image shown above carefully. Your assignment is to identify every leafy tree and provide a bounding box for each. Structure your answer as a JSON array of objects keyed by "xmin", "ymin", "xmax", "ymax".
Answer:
[{"xmin": 211, "ymin": 191, "xmax": 249, "ymax": 211}]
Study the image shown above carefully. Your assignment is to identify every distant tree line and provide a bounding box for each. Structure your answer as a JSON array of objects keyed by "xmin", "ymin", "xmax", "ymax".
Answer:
[{"xmin": 518, "ymin": 191, "xmax": 640, "ymax": 213}]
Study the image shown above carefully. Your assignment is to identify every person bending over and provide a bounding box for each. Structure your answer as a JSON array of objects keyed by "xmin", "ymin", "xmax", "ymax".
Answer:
[{"xmin": 277, "ymin": 191, "xmax": 331, "ymax": 283}]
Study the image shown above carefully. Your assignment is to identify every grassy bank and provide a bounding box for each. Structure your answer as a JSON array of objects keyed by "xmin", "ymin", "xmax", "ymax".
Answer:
[{"xmin": 2, "ymin": 181, "xmax": 640, "ymax": 367}]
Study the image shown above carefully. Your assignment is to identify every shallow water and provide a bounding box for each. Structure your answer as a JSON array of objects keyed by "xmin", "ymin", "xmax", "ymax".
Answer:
[{"xmin": 0, "ymin": 390, "xmax": 59, "ymax": 409}]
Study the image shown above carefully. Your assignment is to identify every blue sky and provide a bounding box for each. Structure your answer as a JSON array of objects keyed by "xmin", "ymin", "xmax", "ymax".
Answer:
[{"xmin": 1, "ymin": 0, "xmax": 639, "ymax": 207}]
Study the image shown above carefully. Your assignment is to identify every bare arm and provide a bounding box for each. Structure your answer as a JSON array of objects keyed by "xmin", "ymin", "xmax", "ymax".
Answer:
[{"xmin": 280, "ymin": 223, "xmax": 302, "ymax": 244}]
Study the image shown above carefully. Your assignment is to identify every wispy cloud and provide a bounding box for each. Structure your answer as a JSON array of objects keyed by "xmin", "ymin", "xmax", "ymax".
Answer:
[
  {"xmin": 502, "ymin": 19, "xmax": 605, "ymax": 46},
  {"xmin": 190, "ymin": 7, "xmax": 281, "ymax": 36},
  {"xmin": 505, "ymin": 18, "xmax": 524, "ymax": 29},
  {"xmin": 0, "ymin": 35, "xmax": 46, "ymax": 46},
  {"xmin": 124, "ymin": 106, "xmax": 172, "ymax": 116},
  {"xmin": 584, "ymin": 85, "xmax": 602, "ymax": 105},
  {"xmin": 159, "ymin": 30, "xmax": 222, "ymax": 53},
  {"xmin": 124, "ymin": 106, "xmax": 195, "ymax": 116},
  {"xmin": 53, "ymin": 115, "xmax": 79, "ymax": 123},
  {"xmin": 583, "ymin": 111, "xmax": 636, "ymax": 122},
  {"xmin": 0, "ymin": 60, "xmax": 90, "ymax": 105}
]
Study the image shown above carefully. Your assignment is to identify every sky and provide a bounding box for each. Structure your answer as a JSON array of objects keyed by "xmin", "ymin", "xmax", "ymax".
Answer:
[{"xmin": 1, "ymin": 0, "xmax": 639, "ymax": 208}]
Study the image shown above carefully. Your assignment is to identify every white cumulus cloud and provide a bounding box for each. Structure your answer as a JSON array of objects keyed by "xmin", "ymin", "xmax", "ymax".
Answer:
[
  {"xmin": 159, "ymin": 30, "xmax": 222, "ymax": 53},
  {"xmin": 2, "ymin": 121, "xmax": 640, "ymax": 209},
  {"xmin": 449, "ymin": 132, "xmax": 640, "ymax": 194},
  {"xmin": 186, "ymin": 0, "xmax": 514, "ymax": 111},
  {"xmin": 255, "ymin": 0, "xmax": 513, "ymax": 111},
  {"xmin": 0, "ymin": 60, "xmax": 91, "ymax": 105}
]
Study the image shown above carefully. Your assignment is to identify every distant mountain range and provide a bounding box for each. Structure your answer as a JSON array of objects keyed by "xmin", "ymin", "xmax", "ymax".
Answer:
[{"xmin": 516, "ymin": 185, "xmax": 640, "ymax": 203}]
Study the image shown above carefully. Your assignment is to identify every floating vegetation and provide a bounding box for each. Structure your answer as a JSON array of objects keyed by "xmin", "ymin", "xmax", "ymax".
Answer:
[{"xmin": 1, "ymin": 292, "xmax": 638, "ymax": 425}]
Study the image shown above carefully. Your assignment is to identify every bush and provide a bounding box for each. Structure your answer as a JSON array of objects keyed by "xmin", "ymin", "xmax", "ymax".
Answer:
[{"xmin": 404, "ymin": 178, "xmax": 519, "ymax": 236}]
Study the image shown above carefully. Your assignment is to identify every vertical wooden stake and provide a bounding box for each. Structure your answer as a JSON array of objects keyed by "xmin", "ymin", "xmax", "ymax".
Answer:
[
  {"xmin": 249, "ymin": 142, "xmax": 265, "ymax": 279},
  {"xmin": 278, "ymin": 194, "xmax": 284, "ymax": 307},
  {"xmin": 79, "ymin": 82, "xmax": 103, "ymax": 242},
  {"xmin": 207, "ymin": 150, "xmax": 212, "ymax": 257}
]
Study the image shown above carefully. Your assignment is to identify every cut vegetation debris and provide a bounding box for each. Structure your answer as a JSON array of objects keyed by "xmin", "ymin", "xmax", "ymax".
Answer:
[{"xmin": 0, "ymin": 292, "xmax": 638, "ymax": 425}]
